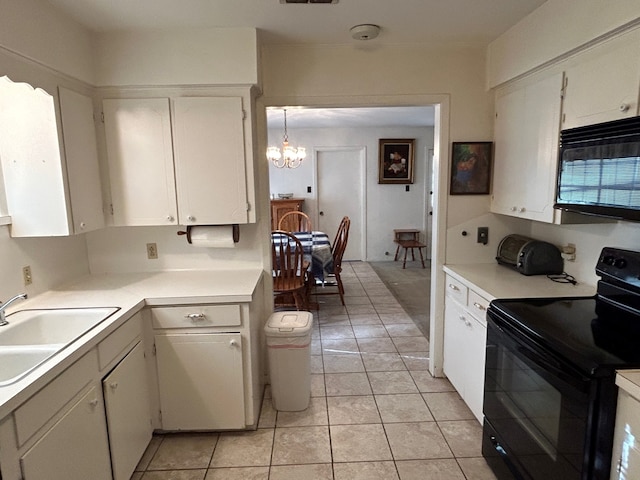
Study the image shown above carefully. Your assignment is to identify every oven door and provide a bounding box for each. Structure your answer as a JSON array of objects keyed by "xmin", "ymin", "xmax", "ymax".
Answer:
[{"xmin": 482, "ymin": 313, "xmax": 592, "ymax": 480}]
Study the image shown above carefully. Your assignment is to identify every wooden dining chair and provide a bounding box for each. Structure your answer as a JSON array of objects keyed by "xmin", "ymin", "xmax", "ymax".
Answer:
[
  {"xmin": 271, "ymin": 230, "xmax": 309, "ymax": 311},
  {"xmin": 314, "ymin": 216, "xmax": 350, "ymax": 305},
  {"xmin": 278, "ymin": 211, "xmax": 312, "ymax": 233}
]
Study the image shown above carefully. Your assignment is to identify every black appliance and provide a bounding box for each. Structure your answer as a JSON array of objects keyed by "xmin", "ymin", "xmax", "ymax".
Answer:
[
  {"xmin": 482, "ymin": 247, "xmax": 640, "ymax": 480},
  {"xmin": 496, "ymin": 234, "xmax": 564, "ymax": 276},
  {"xmin": 555, "ymin": 116, "xmax": 640, "ymax": 222}
]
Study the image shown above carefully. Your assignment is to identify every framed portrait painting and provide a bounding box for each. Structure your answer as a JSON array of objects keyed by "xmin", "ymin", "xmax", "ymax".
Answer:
[
  {"xmin": 450, "ymin": 142, "xmax": 492, "ymax": 195},
  {"xmin": 378, "ymin": 139, "xmax": 415, "ymax": 184}
]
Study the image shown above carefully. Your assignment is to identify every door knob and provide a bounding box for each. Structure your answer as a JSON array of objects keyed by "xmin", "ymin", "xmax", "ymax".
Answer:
[{"xmin": 319, "ymin": 211, "xmax": 324, "ymax": 216}]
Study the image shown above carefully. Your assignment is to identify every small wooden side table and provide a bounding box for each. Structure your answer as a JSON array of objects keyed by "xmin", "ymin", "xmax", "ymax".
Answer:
[{"xmin": 393, "ymin": 229, "xmax": 426, "ymax": 269}]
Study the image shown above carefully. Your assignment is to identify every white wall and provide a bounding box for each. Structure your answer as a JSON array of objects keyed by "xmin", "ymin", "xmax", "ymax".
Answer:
[{"xmin": 268, "ymin": 125, "xmax": 433, "ymax": 262}]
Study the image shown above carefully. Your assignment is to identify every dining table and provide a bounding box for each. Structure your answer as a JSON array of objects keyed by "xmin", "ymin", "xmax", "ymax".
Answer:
[{"xmin": 291, "ymin": 231, "xmax": 334, "ymax": 282}]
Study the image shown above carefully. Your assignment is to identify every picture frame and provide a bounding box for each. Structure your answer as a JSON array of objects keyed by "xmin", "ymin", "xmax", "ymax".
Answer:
[
  {"xmin": 378, "ymin": 138, "xmax": 415, "ymax": 184},
  {"xmin": 450, "ymin": 141, "xmax": 492, "ymax": 195}
]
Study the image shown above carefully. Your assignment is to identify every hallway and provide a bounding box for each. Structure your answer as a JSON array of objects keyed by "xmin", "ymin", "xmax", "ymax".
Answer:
[{"xmin": 131, "ymin": 262, "xmax": 496, "ymax": 480}]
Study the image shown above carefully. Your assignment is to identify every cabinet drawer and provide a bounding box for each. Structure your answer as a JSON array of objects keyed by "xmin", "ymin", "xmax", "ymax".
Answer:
[
  {"xmin": 467, "ymin": 291, "xmax": 490, "ymax": 326},
  {"xmin": 445, "ymin": 275, "xmax": 468, "ymax": 305},
  {"xmin": 15, "ymin": 349, "xmax": 98, "ymax": 446},
  {"xmin": 152, "ymin": 304, "xmax": 241, "ymax": 329},
  {"xmin": 98, "ymin": 313, "xmax": 142, "ymax": 371}
]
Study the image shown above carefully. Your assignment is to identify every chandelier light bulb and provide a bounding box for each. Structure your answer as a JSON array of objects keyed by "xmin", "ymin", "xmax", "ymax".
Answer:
[{"xmin": 267, "ymin": 109, "xmax": 306, "ymax": 169}]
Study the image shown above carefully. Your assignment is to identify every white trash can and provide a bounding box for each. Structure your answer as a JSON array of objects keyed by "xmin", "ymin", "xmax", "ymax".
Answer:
[{"xmin": 264, "ymin": 311, "xmax": 314, "ymax": 411}]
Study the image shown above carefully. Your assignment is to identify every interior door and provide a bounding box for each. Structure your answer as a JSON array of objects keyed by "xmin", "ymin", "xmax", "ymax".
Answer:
[{"xmin": 316, "ymin": 148, "xmax": 364, "ymax": 261}]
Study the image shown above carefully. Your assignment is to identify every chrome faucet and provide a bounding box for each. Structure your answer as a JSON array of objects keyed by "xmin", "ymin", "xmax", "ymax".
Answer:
[{"xmin": 0, "ymin": 293, "xmax": 28, "ymax": 326}]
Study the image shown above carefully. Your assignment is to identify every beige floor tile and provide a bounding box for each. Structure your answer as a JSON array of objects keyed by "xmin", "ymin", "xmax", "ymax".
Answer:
[
  {"xmin": 333, "ymin": 461, "xmax": 399, "ymax": 480},
  {"xmin": 395, "ymin": 459, "xmax": 465, "ymax": 480},
  {"xmin": 318, "ymin": 315, "xmax": 351, "ymax": 326},
  {"xmin": 269, "ymin": 463, "xmax": 333, "ymax": 480},
  {"xmin": 375, "ymin": 394, "xmax": 434, "ymax": 423},
  {"xmin": 320, "ymin": 326, "xmax": 355, "ymax": 339},
  {"xmin": 205, "ymin": 466, "xmax": 269, "ymax": 480},
  {"xmin": 327, "ymin": 395, "xmax": 381, "ymax": 425},
  {"xmin": 136, "ymin": 436, "xmax": 162, "ymax": 471},
  {"xmin": 131, "ymin": 473, "xmax": 144, "ymax": 480},
  {"xmin": 343, "ymin": 285, "xmax": 367, "ymax": 296},
  {"xmin": 357, "ymin": 337, "xmax": 398, "ymax": 353},
  {"xmin": 456, "ymin": 457, "xmax": 499, "ymax": 480},
  {"xmin": 379, "ymin": 313, "xmax": 414, "ymax": 325},
  {"xmin": 209, "ymin": 429, "xmax": 274, "ymax": 468},
  {"xmin": 422, "ymin": 392, "xmax": 475, "ymax": 421},
  {"xmin": 385, "ymin": 324, "xmax": 424, "ymax": 337},
  {"xmin": 374, "ymin": 305, "xmax": 405, "ymax": 314},
  {"xmin": 392, "ymin": 336, "xmax": 430, "ymax": 353},
  {"xmin": 321, "ymin": 338, "xmax": 359, "ymax": 355},
  {"xmin": 311, "ymin": 338, "xmax": 322, "ymax": 355},
  {"xmin": 258, "ymin": 398, "xmax": 277, "ymax": 428},
  {"xmin": 311, "ymin": 373, "xmax": 326, "ymax": 397},
  {"xmin": 271, "ymin": 426, "xmax": 332, "ymax": 465},
  {"xmin": 142, "ymin": 470, "xmax": 207, "ymax": 480},
  {"xmin": 345, "ymin": 296, "xmax": 374, "ymax": 305},
  {"xmin": 363, "ymin": 285, "xmax": 393, "ymax": 295},
  {"xmin": 370, "ymin": 295, "xmax": 400, "ymax": 306},
  {"xmin": 352, "ymin": 325, "xmax": 390, "ymax": 338},
  {"xmin": 323, "ymin": 353, "xmax": 365, "ymax": 373},
  {"xmin": 438, "ymin": 420, "xmax": 484, "ymax": 457},
  {"xmin": 384, "ymin": 422, "xmax": 453, "ymax": 460},
  {"xmin": 325, "ymin": 372, "xmax": 373, "ymax": 396},
  {"xmin": 346, "ymin": 305, "xmax": 377, "ymax": 315},
  {"xmin": 311, "ymin": 355, "xmax": 324, "ymax": 374},
  {"xmin": 318, "ymin": 305, "xmax": 348, "ymax": 316},
  {"xmin": 409, "ymin": 371, "xmax": 455, "ymax": 393},
  {"xmin": 400, "ymin": 352, "xmax": 430, "ymax": 371},
  {"xmin": 330, "ymin": 424, "xmax": 393, "ymax": 462},
  {"xmin": 367, "ymin": 371, "xmax": 419, "ymax": 394},
  {"xmin": 277, "ymin": 397, "xmax": 328, "ymax": 427},
  {"xmin": 362, "ymin": 352, "xmax": 407, "ymax": 371},
  {"xmin": 349, "ymin": 314, "xmax": 383, "ymax": 325},
  {"xmin": 148, "ymin": 434, "xmax": 218, "ymax": 470}
]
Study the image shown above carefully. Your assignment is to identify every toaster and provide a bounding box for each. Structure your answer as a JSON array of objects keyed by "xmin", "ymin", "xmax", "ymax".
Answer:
[{"xmin": 496, "ymin": 234, "xmax": 564, "ymax": 276}]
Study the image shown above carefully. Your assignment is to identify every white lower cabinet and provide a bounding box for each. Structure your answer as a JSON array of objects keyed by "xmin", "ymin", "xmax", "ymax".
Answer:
[
  {"xmin": 155, "ymin": 332, "xmax": 245, "ymax": 430},
  {"xmin": 20, "ymin": 386, "xmax": 112, "ymax": 480},
  {"xmin": 610, "ymin": 389, "xmax": 640, "ymax": 480},
  {"xmin": 103, "ymin": 341, "xmax": 153, "ymax": 480},
  {"xmin": 443, "ymin": 274, "xmax": 489, "ymax": 423}
]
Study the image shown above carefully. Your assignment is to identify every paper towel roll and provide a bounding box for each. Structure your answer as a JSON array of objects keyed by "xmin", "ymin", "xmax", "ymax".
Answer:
[{"xmin": 187, "ymin": 226, "xmax": 237, "ymax": 248}]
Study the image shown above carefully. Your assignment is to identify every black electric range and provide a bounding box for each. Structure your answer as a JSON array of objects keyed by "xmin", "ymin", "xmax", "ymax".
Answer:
[{"xmin": 483, "ymin": 247, "xmax": 640, "ymax": 480}]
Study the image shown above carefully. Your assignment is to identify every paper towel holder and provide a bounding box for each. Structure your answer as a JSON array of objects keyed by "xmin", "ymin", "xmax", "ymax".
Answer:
[{"xmin": 177, "ymin": 224, "xmax": 240, "ymax": 244}]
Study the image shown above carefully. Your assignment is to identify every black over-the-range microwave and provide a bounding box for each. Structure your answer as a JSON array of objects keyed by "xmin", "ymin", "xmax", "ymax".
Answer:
[{"xmin": 554, "ymin": 115, "xmax": 640, "ymax": 222}]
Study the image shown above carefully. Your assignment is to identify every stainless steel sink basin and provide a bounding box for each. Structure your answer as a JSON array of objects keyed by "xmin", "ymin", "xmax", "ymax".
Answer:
[{"xmin": 0, "ymin": 307, "xmax": 119, "ymax": 386}]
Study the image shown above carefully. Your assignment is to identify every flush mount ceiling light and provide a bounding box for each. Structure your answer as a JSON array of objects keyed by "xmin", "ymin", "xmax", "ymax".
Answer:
[
  {"xmin": 267, "ymin": 109, "xmax": 306, "ymax": 169},
  {"xmin": 350, "ymin": 24, "xmax": 380, "ymax": 41}
]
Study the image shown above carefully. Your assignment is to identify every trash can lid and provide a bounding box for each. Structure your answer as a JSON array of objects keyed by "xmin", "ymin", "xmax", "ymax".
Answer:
[{"xmin": 265, "ymin": 311, "xmax": 313, "ymax": 336}]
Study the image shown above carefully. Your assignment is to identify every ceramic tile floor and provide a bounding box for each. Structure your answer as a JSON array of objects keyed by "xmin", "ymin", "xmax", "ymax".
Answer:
[{"xmin": 131, "ymin": 262, "xmax": 497, "ymax": 480}]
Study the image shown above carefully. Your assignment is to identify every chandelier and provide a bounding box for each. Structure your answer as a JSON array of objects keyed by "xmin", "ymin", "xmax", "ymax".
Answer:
[{"xmin": 267, "ymin": 108, "xmax": 306, "ymax": 169}]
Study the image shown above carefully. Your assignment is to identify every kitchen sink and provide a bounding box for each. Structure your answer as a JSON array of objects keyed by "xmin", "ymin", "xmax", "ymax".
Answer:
[{"xmin": 0, "ymin": 307, "xmax": 119, "ymax": 386}]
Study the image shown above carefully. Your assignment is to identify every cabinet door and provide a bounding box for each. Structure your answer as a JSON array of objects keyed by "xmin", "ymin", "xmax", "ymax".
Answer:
[
  {"xmin": 155, "ymin": 333, "xmax": 245, "ymax": 430},
  {"xmin": 443, "ymin": 299, "xmax": 468, "ymax": 397},
  {"xmin": 491, "ymin": 73, "xmax": 563, "ymax": 223},
  {"xmin": 562, "ymin": 33, "xmax": 640, "ymax": 129},
  {"xmin": 103, "ymin": 342, "xmax": 152, "ymax": 480},
  {"xmin": 464, "ymin": 312, "xmax": 487, "ymax": 423},
  {"xmin": 21, "ymin": 386, "xmax": 112, "ymax": 480},
  {"xmin": 610, "ymin": 390, "xmax": 640, "ymax": 480},
  {"xmin": 58, "ymin": 87, "xmax": 105, "ymax": 234},
  {"xmin": 103, "ymin": 98, "xmax": 178, "ymax": 226},
  {"xmin": 173, "ymin": 97, "xmax": 249, "ymax": 225}
]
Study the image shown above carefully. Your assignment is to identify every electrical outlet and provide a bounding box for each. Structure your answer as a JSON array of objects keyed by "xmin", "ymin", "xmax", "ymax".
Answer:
[
  {"xmin": 23, "ymin": 266, "xmax": 32, "ymax": 286},
  {"xmin": 477, "ymin": 227, "xmax": 489, "ymax": 245},
  {"xmin": 561, "ymin": 243, "xmax": 576, "ymax": 262},
  {"xmin": 146, "ymin": 243, "xmax": 158, "ymax": 259}
]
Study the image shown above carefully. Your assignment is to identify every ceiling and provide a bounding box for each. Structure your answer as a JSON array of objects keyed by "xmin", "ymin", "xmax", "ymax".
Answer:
[
  {"xmin": 43, "ymin": 0, "xmax": 547, "ymax": 128},
  {"xmin": 46, "ymin": 0, "xmax": 547, "ymax": 46}
]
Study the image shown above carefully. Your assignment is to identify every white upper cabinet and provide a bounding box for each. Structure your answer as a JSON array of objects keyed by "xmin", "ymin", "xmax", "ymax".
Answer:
[
  {"xmin": 103, "ymin": 98, "xmax": 178, "ymax": 226},
  {"xmin": 0, "ymin": 77, "xmax": 104, "ymax": 237},
  {"xmin": 103, "ymin": 93, "xmax": 253, "ymax": 227},
  {"xmin": 491, "ymin": 72, "xmax": 564, "ymax": 223},
  {"xmin": 561, "ymin": 30, "xmax": 640, "ymax": 130},
  {"xmin": 173, "ymin": 97, "xmax": 248, "ymax": 225}
]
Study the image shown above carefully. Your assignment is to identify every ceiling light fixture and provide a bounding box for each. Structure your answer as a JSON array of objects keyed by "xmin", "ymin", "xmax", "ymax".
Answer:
[
  {"xmin": 350, "ymin": 24, "xmax": 380, "ymax": 41},
  {"xmin": 267, "ymin": 109, "xmax": 306, "ymax": 169}
]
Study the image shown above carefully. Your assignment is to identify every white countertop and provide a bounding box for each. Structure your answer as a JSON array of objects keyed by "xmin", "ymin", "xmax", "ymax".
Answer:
[
  {"xmin": 443, "ymin": 263, "xmax": 596, "ymax": 301},
  {"xmin": 0, "ymin": 268, "xmax": 263, "ymax": 418},
  {"xmin": 616, "ymin": 370, "xmax": 640, "ymax": 402}
]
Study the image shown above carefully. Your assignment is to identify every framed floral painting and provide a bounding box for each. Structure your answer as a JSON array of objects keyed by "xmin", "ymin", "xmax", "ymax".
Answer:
[{"xmin": 378, "ymin": 138, "xmax": 415, "ymax": 184}]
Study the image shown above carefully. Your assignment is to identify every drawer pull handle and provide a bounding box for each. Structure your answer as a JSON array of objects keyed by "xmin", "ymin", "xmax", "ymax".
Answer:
[
  {"xmin": 185, "ymin": 313, "xmax": 206, "ymax": 321},
  {"xmin": 109, "ymin": 382, "xmax": 119, "ymax": 391},
  {"xmin": 89, "ymin": 399, "xmax": 99, "ymax": 408},
  {"xmin": 448, "ymin": 284, "xmax": 460, "ymax": 291},
  {"xmin": 473, "ymin": 302, "xmax": 486, "ymax": 311},
  {"xmin": 229, "ymin": 339, "xmax": 238, "ymax": 347}
]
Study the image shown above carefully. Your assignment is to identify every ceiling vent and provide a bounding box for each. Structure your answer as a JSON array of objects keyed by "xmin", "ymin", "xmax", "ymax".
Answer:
[
  {"xmin": 281, "ymin": 0, "xmax": 338, "ymax": 3},
  {"xmin": 350, "ymin": 24, "xmax": 380, "ymax": 41}
]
